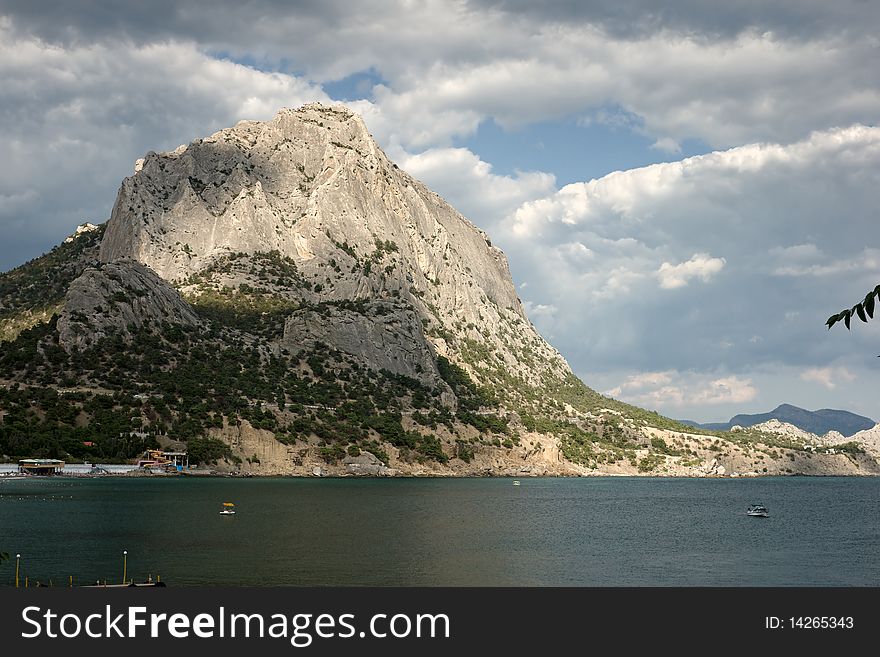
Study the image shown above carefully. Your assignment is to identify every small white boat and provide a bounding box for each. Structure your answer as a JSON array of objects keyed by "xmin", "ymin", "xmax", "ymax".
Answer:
[
  {"xmin": 746, "ymin": 504, "xmax": 769, "ymax": 518},
  {"xmin": 220, "ymin": 502, "xmax": 236, "ymax": 515},
  {"xmin": 512, "ymin": 480, "xmax": 521, "ymax": 486}
]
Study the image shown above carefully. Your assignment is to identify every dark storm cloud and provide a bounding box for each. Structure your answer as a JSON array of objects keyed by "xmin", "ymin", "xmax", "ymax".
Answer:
[
  {"xmin": 0, "ymin": 1, "xmax": 495, "ymax": 81},
  {"xmin": 6, "ymin": 1, "xmax": 878, "ymax": 45},
  {"xmin": 467, "ymin": 0, "xmax": 880, "ymax": 40},
  {"xmin": 0, "ymin": 0, "xmax": 345, "ymax": 44}
]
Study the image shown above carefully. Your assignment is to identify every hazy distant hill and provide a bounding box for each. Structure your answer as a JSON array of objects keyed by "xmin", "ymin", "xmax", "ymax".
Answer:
[{"xmin": 679, "ymin": 404, "xmax": 875, "ymax": 437}]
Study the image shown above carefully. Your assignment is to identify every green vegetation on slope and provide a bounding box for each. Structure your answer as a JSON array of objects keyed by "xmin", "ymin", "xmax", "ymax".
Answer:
[
  {"xmin": 0, "ymin": 307, "xmax": 511, "ymax": 465},
  {"xmin": 0, "ymin": 225, "xmax": 105, "ymax": 341}
]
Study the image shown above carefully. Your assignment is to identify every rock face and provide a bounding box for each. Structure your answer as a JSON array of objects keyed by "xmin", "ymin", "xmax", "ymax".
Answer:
[
  {"xmin": 0, "ymin": 223, "xmax": 105, "ymax": 343},
  {"xmin": 98, "ymin": 102, "xmax": 569, "ymax": 389},
  {"xmin": 851, "ymin": 424, "xmax": 880, "ymax": 458},
  {"xmin": 281, "ymin": 301, "xmax": 438, "ymax": 381},
  {"xmin": 750, "ymin": 419, "xmax": 822, "ymax": 442},
  {"xmin": 700, "ymin": 458, "xmax": 726, "ymax": 476},
  {"xmin": 57, "ymin": 260, "xmax": 200, "ymax": 350},
  {"xmin": 64, "ymin": 222, "xmax": 101, "ymax": 243},
  {"xmin": 751, "ymin": 419, "xmax": 861, "ymax": 446},
  {"xmin": 343, "ymin": 451, "xmax": 394, "ymax": 476}
]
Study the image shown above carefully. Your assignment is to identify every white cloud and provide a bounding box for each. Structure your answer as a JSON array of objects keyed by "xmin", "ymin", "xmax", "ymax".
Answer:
[
  {"xmin": 773, "ymin": 248, "xmax": 880, "ymax": 277},
  {"xmin": 657, "ymin": 253, "xmax": 726, "ymax": 289},
  {"xmin": 394, "ymin": 146, "xmax": 556, "ymax": 222},
  {"xmin": 591, "ymin": 266, "xmax": 647, "ymax": 300},
  {"xmin": 607, "ymin": 371, "xmax": 757, "ymax": 408},
  {"xmin": 557, "ymin": 242, "xmax": 594, "ymax": 263},
  {"xmin": 769, "ymin": 243, "xmax": 822, "ymax": 260},
  {"xmin": 345, "ymin": 25, "xmax": 880, "ymax": 150},
  {"xmin": 607, "ymin": 371, "xmax": 673, "ymax": 396},
  {"xmin": 522, "ymin": 301, "xmax": 557, "ymax": 318},
  {"xmin": 511, "ymin": 125, "xmax": 880, "ymax": 237},
  {"xmin": 651, "ymin": 137, "xmax": 682, "ymax": 153},
  {"xmin": 693, "ymin": 376, "xmax": 758, "ymax": 405},
  {"xmin": 8, "ymin": 2, "xmax": 878, "ymax": 153},
  {"xmin": 801, "ymin": 367, "xmax": 857, "ymax": 390},
  {"xmin": 493, "ymin": 125, "xmax": 880, "ymax": 390}
]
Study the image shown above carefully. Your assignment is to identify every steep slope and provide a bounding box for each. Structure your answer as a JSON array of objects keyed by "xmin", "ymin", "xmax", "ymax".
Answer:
[
  {"xmin": 0, "ymin": 223, "xmax": 105, "ymax": 342},
  {"xmin": 99, "ymin": 103, "xmax": 570, "ymax": 400},
  {"xmin": 850, "ymin": 424, "xmax": 880, "ymax": 458},
  {"xmin": 57, "ymin": 260, "xmax": 201, "ymax": 350}
]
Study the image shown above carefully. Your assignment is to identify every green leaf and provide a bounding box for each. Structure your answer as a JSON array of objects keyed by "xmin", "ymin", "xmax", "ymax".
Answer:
[
  {"xmin": 856, "ymin": 303, "xmax": 868, "ymax": 323},
  {"xmin": 866, "ymin": 292, "xmax": 876, "ymax": 319},
  {"xmin": 826, "ymin": 314, "xmax": 840, "ymax": 329},
  {"xmin": 844, "ymin": 309, "xmax": 851, "ymax": 330}
]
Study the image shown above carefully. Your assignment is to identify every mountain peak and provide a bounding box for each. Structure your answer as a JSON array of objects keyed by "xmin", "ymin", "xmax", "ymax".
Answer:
[
  {"xmin": 5, "ymin": 104, "xmax": 880, "ymax": 477},
  {"xmin": 97, "ymin": 103, "xmax": 564, "ymax": 400}
]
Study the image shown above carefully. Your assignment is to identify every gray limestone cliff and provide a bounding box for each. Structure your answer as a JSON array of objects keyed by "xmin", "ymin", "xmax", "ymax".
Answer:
[
  {"xmin": 57, "ymin": 260, "xmax": 200, "ymax": 350},
  {"xmin": 281, "ymin": 301, "xmax": 438, "ymax": 382},
  {"xmin": 98, "ymin": 103, "xmax": 570, "ymax": 396}
]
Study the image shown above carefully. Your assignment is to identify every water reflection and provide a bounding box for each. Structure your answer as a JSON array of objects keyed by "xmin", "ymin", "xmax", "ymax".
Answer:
[{"xmin": 1, "ymin": 477, "xmax": 878, "ymax": 586}]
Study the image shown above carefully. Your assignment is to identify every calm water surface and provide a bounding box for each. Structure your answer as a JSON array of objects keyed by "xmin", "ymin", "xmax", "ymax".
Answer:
[{"xmin": 1, "ymin": 476, "xmax": 878, "ymax": 586}]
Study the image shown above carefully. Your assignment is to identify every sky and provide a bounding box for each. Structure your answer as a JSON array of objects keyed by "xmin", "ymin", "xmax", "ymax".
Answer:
[{"xmin": 1, "ymin": 1, "xmax": 879, "ymax": 422}]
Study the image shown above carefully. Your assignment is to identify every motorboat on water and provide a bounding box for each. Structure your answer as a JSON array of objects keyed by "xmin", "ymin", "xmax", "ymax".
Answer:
[
  {"xmin": 512, "ymin": 480, "xmax": 521, "ymax": 486},
  {"xmin": 746, "ymin": 504, "xmax": 769, "ymax": 517},
  {"xmin": 220, "ymin": 502, "xmax": 236, "ymax": 515}
]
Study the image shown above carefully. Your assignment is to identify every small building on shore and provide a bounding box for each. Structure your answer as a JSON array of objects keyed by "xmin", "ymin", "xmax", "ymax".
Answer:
[
  {"xmin": 138, "ymin": 449, "xmax": 189, "ymax": 471},
  {"xmin": 19, "ymin": 459, "xmax": 65, "ymax": 475}
]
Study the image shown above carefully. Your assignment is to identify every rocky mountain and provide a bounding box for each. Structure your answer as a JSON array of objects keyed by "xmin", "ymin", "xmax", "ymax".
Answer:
[
  {"xmin": 850, "ymin": 424, "xmax": 880, "ymax": 459},
  {"xmin": 737, "ymin": 420, "xmax": 844, "ymax": 445},
  {"xmin": 0, "ymin": 223, "xmax": 105, "ymax": 342},
  {"xmin": 680, "ymin": 404, "xmax": 875, "ymax": 437},
  {"xmin": 2, "ymin": 103, "xmax": 879, "ymax": 477}
]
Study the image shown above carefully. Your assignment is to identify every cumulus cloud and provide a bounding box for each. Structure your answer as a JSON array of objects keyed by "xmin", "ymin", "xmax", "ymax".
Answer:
[
  {"xmin": 3, "ymin": 1, "xmax": 880, "ymax": 152},
  {"xmin": 394, "ymin": 147, "xmax": 556, "ymax": 222},
  {"xmin": 342, "ymin": 25, "xmax": 880, "ymax": 150},
  {"xmin": 470, "ymin": 0, "xmax": 880, "ymax": 41},
  {"xmin": 651, "ymin": 137, "xmax": 682, "ymax": 154},
  {"xmin": 492, "ymin": 126, "xmax": 880, "ymax": 401},
  {"xmin": 511, "ymin": 125, "xmax": 880, "ymax": 237},
  {"xmin": 606, "ymin": 370, "xmax": 757, "ymax": 408},
  {"xmin": 522, "ymin": 301, "xmax": 557, "ymax": 318},
  {"xmin": 657, "ymin": 254, "xmax": 726, "ymax": 289}
]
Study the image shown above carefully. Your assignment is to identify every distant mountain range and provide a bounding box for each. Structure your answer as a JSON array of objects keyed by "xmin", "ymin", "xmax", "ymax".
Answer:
[{"xmin": 679, "ymin": 404, "xmax": 876, "ymax": 437}]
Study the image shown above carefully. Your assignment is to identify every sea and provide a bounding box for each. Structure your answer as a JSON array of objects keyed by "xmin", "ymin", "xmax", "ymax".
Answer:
[{"xmin": 1, "ymin": 476, "xmax": 877, "ymax": 586}]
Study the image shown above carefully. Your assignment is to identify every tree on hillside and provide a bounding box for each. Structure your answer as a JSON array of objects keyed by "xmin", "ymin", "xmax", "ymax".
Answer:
[{"xmin": 826, "ymin": 285, "xmax": 880, "ymax": 330}]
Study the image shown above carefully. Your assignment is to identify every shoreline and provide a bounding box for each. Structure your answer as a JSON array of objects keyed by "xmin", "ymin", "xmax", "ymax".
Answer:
[{"xmin": 2, "ymin": 470, "xmax": 877, "ymax": 480}]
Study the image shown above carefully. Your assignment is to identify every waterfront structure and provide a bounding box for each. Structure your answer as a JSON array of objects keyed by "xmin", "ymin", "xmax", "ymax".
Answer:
[
  {"xmin": 18, "ymin": 459, "xmax": 65, "ymax": 475},
  {"xmin": 137, "ymin": 449, "xmax": 189, "ymax": 471}
]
